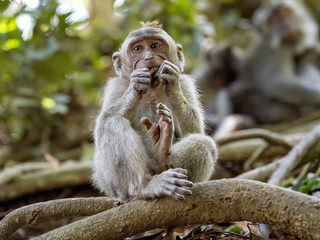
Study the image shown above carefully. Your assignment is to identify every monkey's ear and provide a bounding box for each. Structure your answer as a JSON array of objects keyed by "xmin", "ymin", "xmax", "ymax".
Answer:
[
  {"xmin": 112, "ymin": 52, "xmax": 122, "ymax": 76},
  {"xmin": 176, "ymin": 43, "xmax": 185, "ymax": 72}
]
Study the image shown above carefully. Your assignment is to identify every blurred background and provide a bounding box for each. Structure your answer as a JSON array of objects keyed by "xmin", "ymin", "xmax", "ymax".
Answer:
[
  {"xmin": 1, "ymin": 0, "xmax": 320, "ymax": 167},
  {"xmin": 1, "ymin": 0, "xmax": 320, "ymax": 238}
]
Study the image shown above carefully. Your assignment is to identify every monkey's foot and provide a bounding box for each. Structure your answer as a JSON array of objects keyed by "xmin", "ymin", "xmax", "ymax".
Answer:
[{"xmin": 141, "ymin": 103, "xmax": 174, "ymax": 172}]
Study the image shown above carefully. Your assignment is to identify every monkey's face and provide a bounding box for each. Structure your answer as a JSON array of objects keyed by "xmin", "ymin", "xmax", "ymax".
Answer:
[
  {"xmin": 128, "ymin": 37, "xmax": 169, "ymax": 82},
  {"xmin": 266, "ymin": 5, "xmax": 302, "ymax": 45}
]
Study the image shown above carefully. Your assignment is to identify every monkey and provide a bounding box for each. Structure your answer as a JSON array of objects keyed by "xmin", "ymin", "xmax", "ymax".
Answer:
[
  {"xmin": 194, "ymin": 45, "xmax": 238, "ymax": 120},
  {"xmin": 193, "ymin": 45, "xmax": 244, "ymax": 132},
  {"xmin": 193, "ymin": 45, "xmax": 255, "ymax": 137},
  {"xmin": 228, "ymin": 0, "xmax": 320, "ymax": 124},
  {"xmin": 92, "ymin": 21, "xmax": 218, "ymax": 201}
]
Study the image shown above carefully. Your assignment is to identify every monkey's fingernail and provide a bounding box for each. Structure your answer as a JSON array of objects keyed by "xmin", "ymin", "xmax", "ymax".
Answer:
[{"xmin": 178, "ymin": 195, "xmax": 185, "ymax": 200}]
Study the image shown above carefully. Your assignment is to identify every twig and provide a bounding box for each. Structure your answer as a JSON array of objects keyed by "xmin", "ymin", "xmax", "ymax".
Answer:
[
  {"xmin": 236, "ymin": 158, "xmax": 283, "ymax": 182},
  {"xmin": 0, "ymin": 197, "xmax": 123, "ymax": 239},
  {"xmin": 268, "ymin": 124, "xmax": 320, "ymax": 185},
  {"xmin": 244, "ymin": 142, "xmax": 269, "ymax": 170},
  {"xmin": 215, "ymin": 128, "xmax": 294, "ymax": 149}
]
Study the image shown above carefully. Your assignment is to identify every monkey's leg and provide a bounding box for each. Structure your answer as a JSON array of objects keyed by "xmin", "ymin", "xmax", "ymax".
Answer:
[{"xmin": 169, "ymin": 134, "xmax": 218, "ymax": 182}]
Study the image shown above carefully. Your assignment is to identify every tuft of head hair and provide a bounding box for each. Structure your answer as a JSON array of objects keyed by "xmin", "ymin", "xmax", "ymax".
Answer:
[{"xmin": 140, "ymin": 20, "xmax": 163, "ymax": 29}]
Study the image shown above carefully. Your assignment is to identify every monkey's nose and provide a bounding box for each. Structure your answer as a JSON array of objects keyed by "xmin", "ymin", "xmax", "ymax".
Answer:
[{"xmin": 144, "ymin": 52, "xmax": 154, "ymax": 61}]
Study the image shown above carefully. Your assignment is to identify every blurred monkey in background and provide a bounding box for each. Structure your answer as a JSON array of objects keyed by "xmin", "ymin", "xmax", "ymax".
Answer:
[{"xmin": 230, "ymin": 0, "xmax": 320, "ymax": 124}]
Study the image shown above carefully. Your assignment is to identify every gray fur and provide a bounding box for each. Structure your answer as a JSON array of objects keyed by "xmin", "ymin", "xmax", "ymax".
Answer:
[{"xmin": 92, "ymin": 26, "xmax": 217, "ymax": 200}]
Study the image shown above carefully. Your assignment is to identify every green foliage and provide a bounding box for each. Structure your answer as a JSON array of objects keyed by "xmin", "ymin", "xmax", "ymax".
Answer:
[
  {"xmin": 113, "ymin": 0, "xmax": 212, "ymax": 59},
  {"xmin": 226, "ymin": 225, "xmax": 244, "ymax": 234},
  {"xmin": 292, "ymin": 169, "xmax": 320, "ymax": 197},
  {"xmin": 0, "ymin": 1, "xmax": 104, "ymax": 149}
]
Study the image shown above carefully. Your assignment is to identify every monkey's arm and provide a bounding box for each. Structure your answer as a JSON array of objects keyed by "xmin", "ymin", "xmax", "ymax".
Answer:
[
  {"xmin": 169, "ymin": 74, "xmax": 205, "ymax": 136},
  {"xmin": 93, "ymin": 75, "xmax": 194, "ymax": 200},
  {"xmin": 262, "ymin": 80, "xmax": 320, "ymax": 105},
  {"xmin": 158, "ymin": 61, "xmax": 205, "ymax": 136},
  {"xmin": 101, "ymin": 70, "xmax": 151, "ymax": 119}
]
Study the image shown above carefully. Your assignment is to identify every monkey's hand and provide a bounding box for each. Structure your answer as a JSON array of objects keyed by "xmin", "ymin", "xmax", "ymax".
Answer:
[
  {"xmin": 158, "ymin": 60, "xmax": 181, "ymax": 96},
  {"xmin": 130, "ymin": 68, "xmax": 151, "ymax": 96},
  {"xmin": 141, "ymin": 103, "xmax": 173, "ymax": 172},
  {"xmin": 143, "ymin": 168, "xmax": 193, "ymax": 200}
]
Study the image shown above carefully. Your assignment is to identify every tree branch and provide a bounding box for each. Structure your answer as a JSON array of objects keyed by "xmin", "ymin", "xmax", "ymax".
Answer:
[
  {"xmin": 215, "ymin": 128, "xmax": 294, "ymax": 149},
  {"xmin": 268, "ymin": 124, "xmax": 320, "ymax": 185},
  {"xmin": 30, "ymin": 180, "xmax": 320, "ymax": 240},
  {"xmin": 236, "ymin": 158, "xmax": 282, "ymax": 181},
  {"xmin": 0, "ymin": 162, "xmax": 51, "ymax": 185},
  {"xmin": 0, "ymin": 197, "xmax": 123, "ymax": 239},
  {"xmin": 0, "ymin": 161, "xmax": 91, "ymax": 203},
  {"xmin": 218, "ymin": 133, "xmax": 303, "ymax": 162}
]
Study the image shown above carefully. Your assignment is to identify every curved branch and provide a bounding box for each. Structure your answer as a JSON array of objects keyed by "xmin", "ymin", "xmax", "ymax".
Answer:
[
  {"xmin": 0, "ymin": 197, "xmax": 123, "ymax": 239},
  {"xmin": 33, "ymin": 179, "xmax": 320, "ymax": 240}
]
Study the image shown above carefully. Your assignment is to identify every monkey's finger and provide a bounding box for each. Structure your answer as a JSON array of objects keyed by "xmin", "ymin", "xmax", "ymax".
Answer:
[
  {"xmin": 163, "ymin": 60, "xmax": 180, "ymax": 72},
  {"xmin": 131, "ymin": 69, "xmax": 150, "ymax": 78},
  {"xmin": 167, "ymin": 177, "xmax": 193, "ymax": 188},
  {"xmin": 167, "ymin": 171, "xmax": 188, "ymax": 180},
  {"xmin": 135, "ymin": 67, "xmax": 150, "ymax": 72},
  {"xmin": 170, "ymin": 168, "xmax": 188, "ymax": 176},
  {"xmin": 162, "ymin": 188, "xmax": 185, "ymax": 200},
  {"xmin": 141, "ymin": 117, "xmax": 153, "ymax": 130},
  {"xmin": 163, "ymin": 185, "xmax": 191, "ymax": 199},
  {"xmin": 159, "ymin": 60, "xmax": 179, "ymax": 75},
  {"xmin": 156, "ymin": 103, "xmax": 170, "ymax": 111},
  {"xmin": 157, "ymin": 109, "xmax": 172, "ymax": 118},
  {"xmin": 131, "ymin": 72, "xmax": 150, "ymax": 78},
  {"xmin": 172, "ymin": 186, "xmax": 192, "ymax": 196},
  {"xmin": 159, "ymin": 74, "xmax": 177, "ymax": 85}
]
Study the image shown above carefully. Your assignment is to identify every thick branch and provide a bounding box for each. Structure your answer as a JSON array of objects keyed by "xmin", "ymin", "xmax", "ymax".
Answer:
[
  {"xmin": 0, "ymin": 162, "xmax": 91, "ymax": 202},
  {"xmin": 268, "ymin": 124, "xmax": 320, "ymax": 185},
  {"xmin": 0, "ymin": 197, "xmax": 123, "ymax": 239},
  {"xmin": 34, "ymin": 179, "xmax": 320, "ymax": 240}
]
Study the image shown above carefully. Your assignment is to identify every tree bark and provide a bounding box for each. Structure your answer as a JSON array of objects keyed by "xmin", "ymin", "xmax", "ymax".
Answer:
[
  {"xmin": 0, "ymin": 197, "xmax": 123, "ymax": 239},
  {"xmin": 33, "ymin": 179, "xmax": 320, "ymax": 240}
]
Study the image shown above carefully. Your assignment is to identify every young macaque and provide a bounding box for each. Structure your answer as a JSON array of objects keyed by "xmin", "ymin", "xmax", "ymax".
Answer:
[{"xmin": 92, "ymin": 21, "xmax": 217, "ymax": 200}]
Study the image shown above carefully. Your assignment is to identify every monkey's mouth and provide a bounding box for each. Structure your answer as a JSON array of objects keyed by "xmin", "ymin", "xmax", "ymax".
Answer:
[{"xmin": 150, "ymin": 67, "xmax": 159, "ymax": 83}]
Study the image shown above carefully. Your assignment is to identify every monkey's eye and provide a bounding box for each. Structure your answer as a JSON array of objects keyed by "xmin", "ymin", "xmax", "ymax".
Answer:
[
  {"xmin": 133, "ymin": 45, "xmax": 142, "ymax": 52},
  {"xmin": 151, "ymin": 43, "xmax": 161, "ymax": 49}
]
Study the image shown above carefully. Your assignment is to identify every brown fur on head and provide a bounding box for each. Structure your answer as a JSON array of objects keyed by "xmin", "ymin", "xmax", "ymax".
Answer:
[
  {"xmin": 112, "ymin": 20, "xmax": 185, "ymax": 78},
  {"xmin": 140, "ymin": 20, "xmax": 163, "ymax": 29}
]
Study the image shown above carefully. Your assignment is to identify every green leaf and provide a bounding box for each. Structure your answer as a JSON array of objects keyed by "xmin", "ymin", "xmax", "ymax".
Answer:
[{"xmin": 226, "ymin": 225, "xmax": 243, "ymax": 234}]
